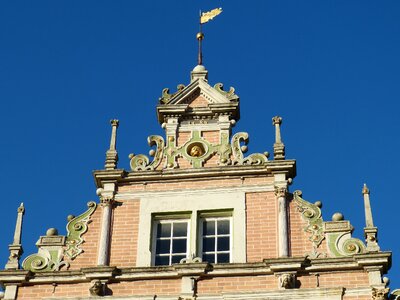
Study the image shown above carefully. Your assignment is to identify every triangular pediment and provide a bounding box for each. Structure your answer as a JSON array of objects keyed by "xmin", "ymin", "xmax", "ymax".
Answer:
[
  {"xmin": 160, "ymin": 79, "xmax": 238, "ymax": 107},
  {"xmin": 156, "ymin": 66, "xmax": 240, "ymax": 124}
]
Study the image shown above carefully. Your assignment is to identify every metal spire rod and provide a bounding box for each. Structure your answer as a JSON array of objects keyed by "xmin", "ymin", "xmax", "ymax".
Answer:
[
  {"xmin": 196, "ymin": 8, "xmax": 222, "ymax": 66},
  {"xmin": 197, "ymin": 11, "xmax": 204, "ymax": 65}
]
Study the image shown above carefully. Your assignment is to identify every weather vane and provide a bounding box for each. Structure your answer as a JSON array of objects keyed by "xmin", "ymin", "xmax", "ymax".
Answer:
[{"xmin": 197, "ymin": 7, "xmax": 223, "ymax": 65}]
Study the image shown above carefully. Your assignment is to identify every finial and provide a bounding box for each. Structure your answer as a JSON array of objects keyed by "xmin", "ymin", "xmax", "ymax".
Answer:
[
  {"xmin": 272, "ymin": 116, "xmax": 285, "ymax": 160},
  {"xmin": 5, "ymin": 202, "xmax": 25, "ymax": 269},
  {"xmin": 362, "ymin": 183, "xmax": 380, "ymax": 252},
  {"xmin": 104, "ymin": 119, "xmax": 119, "ymax": 170},
  {"xmin": 196, "ymin": 8, "xmax": 222, "ymax": 66},
  {"xmin": 362, "ymin": 183, "xmax": 369, "ymax": 195}
]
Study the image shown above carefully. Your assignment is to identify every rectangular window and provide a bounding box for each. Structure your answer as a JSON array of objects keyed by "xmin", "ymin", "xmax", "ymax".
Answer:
[
  {"xmin": 200, "ymin": 217, "xmax": 231, "ymax": 263},
  {"xmin": 153, "ymin": 219, "xmax": 189, "ymax": 266}
]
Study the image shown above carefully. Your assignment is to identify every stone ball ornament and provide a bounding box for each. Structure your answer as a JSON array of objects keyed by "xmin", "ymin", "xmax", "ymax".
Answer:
[
  {"xmin": 332, "ymin": 212, "xmax": 344, "ymax": 221},
  {"xmin": 46, "ymin": 228, "xmax": 58, "ymax": 236}
]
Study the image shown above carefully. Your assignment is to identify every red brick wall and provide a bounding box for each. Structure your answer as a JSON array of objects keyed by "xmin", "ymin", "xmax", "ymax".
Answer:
[
  {"xmin": 189, "ymin": 95, "xmax": 208, "ymax": 108},
  {"xmin": 109, "ymin": 199, "xmax": 140, "ymax": 267},
  {"xmin": 202, "ymin": 130, "xmax": 220, "ymax": 144},
  {"xmin": 298, "ymin": 270, "xmax": 370, "ymax": 288},
  {"xmin": 197, "ymin": 275, "xmax": 277, "ymax": 293},
  {"xmin": 17, "ymin": 283, "xmax": 89, "ymax": 299},
  {"xmin": 109, "ymin": 279, "xmax": 181, "ymax": 296},
  {"xmin": 246, "ymin": 191, "xmax": 278, "ymax": 261}
]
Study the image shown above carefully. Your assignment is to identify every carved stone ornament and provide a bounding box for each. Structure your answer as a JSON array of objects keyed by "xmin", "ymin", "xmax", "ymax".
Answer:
[
  {"xmin": 159, "ymin": 84, "xmax": 186, "ymax": 104},
  {"xmin": 231, "ymin": 132, "xmax": 268, "ymax": 166},
  {"xmin": 390, "ymin": 289, "xmax": 400, "ymax": 300},
  {"xmin": 129, "ymin": 135, "xmax": 165, "ymax": 171},
  {"xmin": 278, "ymin": 273, "xmax": 296, "ymax": 289},
  {"xmin": 65, "ymin": 201, "xmax": 97, "ymax": 259},
  {"xmin": 23, "ymin": 247, "xmax": 69, "ymax": 272},
  {"xmin": 128, "ymin": 128, "xmax": 269, "ymax": 171},
  {"xmin": 89, "ymin": 280, "xmax": 104, "ymax": 296},
  {"xmin": 214, "ymin": 83, "xmax": 237, "ymax": 100},
  {"xmin": 180, "ymin": 255, "xmax": 202, "ymax": 264},
  {"xmin": 23, "ymin": 201, "xmax": 97, "ymax": 272},
  {"xmin": 372, "ymin": 287, "xmax": 390, "ymax": 300},
  {"xmin": 293, "ymin": 191, "xmax": 325, "ymax": 248},
  {"xmin": 274, "ymin": 186, "xmax": 287, "ymax": 198}
]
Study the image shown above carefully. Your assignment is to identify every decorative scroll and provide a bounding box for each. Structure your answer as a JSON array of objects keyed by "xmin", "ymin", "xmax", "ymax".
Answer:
[
  {"xmin": 326, "ymin": 232, "xmax": 366, "ymax": 257},
  {"xmin": 65, "ymin": 201, "xmax": 97, "ymax": 259},
  {"xmin": 129, "ymin": 135, "xmax": 165, "ymax": 171},
  {"xmin": 218, "ymin": 132, "xmax": 232, "ymax": 165},
  {"xmin": 231, "ymin": 132, "xmax": 268, "ymax": 166},
  {"xmin": 159, "ymin": 84, "xmax": 185, "ymax": 104},
  {"xmin": 23, "ymin": 248, "xmax": 69, "ymax": 272},
  {"xmin": 214, "ymin": 83, "xmax": 237, "ymax": 100},
  {"xmin": 293, "ymin": 191, "xmax": 325, "ymax": 247}
]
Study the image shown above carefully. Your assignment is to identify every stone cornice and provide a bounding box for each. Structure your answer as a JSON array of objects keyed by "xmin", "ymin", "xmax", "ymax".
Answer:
[
  {"xmin": 93, "ymin": 160, "xmax": 296, "ymax": 188},
  {"xmin": 0, "ymin": 252, "xmax": 390, "ymax": 285}
]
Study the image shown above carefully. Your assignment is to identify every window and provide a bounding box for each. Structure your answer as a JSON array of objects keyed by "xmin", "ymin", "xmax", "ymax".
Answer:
[
  {"xmin": 137, "ymin": 191, "xmax": 245, "ymax": 267},
  {"xmin": 200, "ymin": 217, "xmax": 231, "ymax": 263},
  {"xmin": 152, "ymin": 219, "xmax": 189, "ymax": 266}
]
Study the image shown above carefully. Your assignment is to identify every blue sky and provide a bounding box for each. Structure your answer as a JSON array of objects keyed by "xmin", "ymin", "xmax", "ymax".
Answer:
[{"xmin": 1, "ymin": 0, "xmax": 399, "ymax": 290}]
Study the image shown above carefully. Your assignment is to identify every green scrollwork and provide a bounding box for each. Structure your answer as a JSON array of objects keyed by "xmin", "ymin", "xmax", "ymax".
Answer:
[
  {"xmin": 23, "ymin": 248, "xmax": 69, "ymax": 272},
  {"xmin": 293, "ymin": 191, "xmax": 325, "ymax": 247},
  {"xmin": 327, "ymin": 232, "xmax": 366, "ymax": 257},
  {"xmin": 231, "ymin": 132, "xmax": 268, "ymax": 166},
  {"xmin": 129, "ymin": 135, "xmax": 165, "ymax": 171},
  {"xmin": 65, "ymin": 201, "xmax": 97, "ymax": 259},
  {"xmin": 159, "ymin": 84, "xmax": 185, "ymax": 104},
  {"xmin": 214, "ymin": 83, "xmax": 236, "ymax": 100}
]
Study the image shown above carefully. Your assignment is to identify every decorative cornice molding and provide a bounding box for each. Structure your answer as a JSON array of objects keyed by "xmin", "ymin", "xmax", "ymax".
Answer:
[{"xmin": 93, "ymin": 161, "xmax": 297, "ymax": 188}]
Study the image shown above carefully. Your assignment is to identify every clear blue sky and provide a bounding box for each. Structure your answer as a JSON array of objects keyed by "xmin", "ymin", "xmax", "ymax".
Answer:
[{"xmin": 1, "ymin": 0, "xmax": 399, "ymax": 290}]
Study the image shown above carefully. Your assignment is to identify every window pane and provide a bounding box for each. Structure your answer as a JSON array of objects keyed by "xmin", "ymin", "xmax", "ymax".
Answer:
[
  {"xmin": 203, "ymin": 237, "xmax": 215, "ymax": 252},
  {"xmin": 217, "ymin": 220, "xmax": 230, "ymax": 234},
  {"xmin": 171, "ymin": 255, "xmax": 186, "ymax": 264},
  {"xmin": 173, "ymin": 223, "xmax": 187, "ymax": 237},
  {"xmin": 172, "ymin": 239, "xmax": 187, "ymax": 253},
  {"xmin": 157, "ymin": 223, "xmax": 171, "ymax": 238},
  {"xmin": 203, "ymin": 220, "xmax": 215, "ymax": 235},
  {"xmin": 155, "ymin": 256, "xmax": 169, "ymax": 266},
  {"xmin": 202, "ymin": 253, "xmax": 215, "ymax": 263},
  {"xmin": 217, "ymin": 236, "xmax": 230, "ymax": 251},
  {"xmin": 217, "ymin": 253, "xmax": 230, "ymax": 263},
  {"xmin": 156, "ymin": 239, "xmax": 170, "ymax": 254}
]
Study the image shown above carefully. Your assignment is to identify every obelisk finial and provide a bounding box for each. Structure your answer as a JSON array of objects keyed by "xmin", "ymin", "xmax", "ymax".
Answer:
[
  {"xmin": 104, "ymin": 119, "xmax": 119, "ymax": 170},
  {"xmin": 196, "ymin": 8, "xmax": 222, "ymax": 66},
  {"xmin": 362, "ymin": 183, "xmax": 380, "ymax": 252},
  {"xmin": 272, "ymin": 116, "xmax": 285, "ymax": 160},
  {"xmin": 5, "ymin": 203, "xmax": 25, "ymax": 269}
]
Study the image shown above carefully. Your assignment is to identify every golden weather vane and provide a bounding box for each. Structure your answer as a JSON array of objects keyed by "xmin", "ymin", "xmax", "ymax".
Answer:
[{"xmin": 197, "ymin": 7, "xmax": 223, "ymax": 65}]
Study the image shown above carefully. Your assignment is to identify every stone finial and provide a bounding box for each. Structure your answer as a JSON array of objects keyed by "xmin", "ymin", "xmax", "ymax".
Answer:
[
  {"xmin": 362, "ymin": 183, "xmax": 380, "ymax": 252},
  {"xmin": 191, "ymin": 64, "xmax": 208, "ymax": 82},
  {"xmin": 362, "ymin": 183, "xmax": 370, "ymax": 195},
  {"xmin": 5, "ymin": 203, "xmax": 25, "ymax": 270},
  {"xmin": 272, "ymin": 116, "xmax": 285, "ymax": 160},
  {"xmin": 105, "ymin": 119, "xmax": 119, "ymax": 170}
]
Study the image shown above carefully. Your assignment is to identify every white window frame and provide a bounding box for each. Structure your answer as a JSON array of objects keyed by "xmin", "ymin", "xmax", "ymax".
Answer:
[
  {"xmin": 199, "ymin": 215, "xmax": 232, "ymax": 264},
  {"xmin": 136, "ymin": 190, "xmax": 246, "ymax": 267},
  {"xmin": 151, "ymin": 218, "xmax": 190, "ymax": 266}
]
